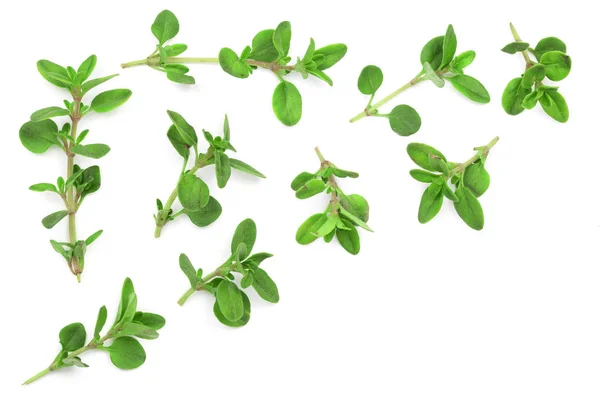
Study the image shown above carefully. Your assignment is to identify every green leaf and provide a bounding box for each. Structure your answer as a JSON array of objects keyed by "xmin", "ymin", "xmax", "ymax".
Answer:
[
  {"xmin": 249, "ymin": 29, "xmax": 278, "ymax": 62},
  {"xmin": 85, "ymin": 230, "xmax": 103, "ymax": 246},
  {"xmin": 295, "ymin": 178, "xmax": 326, "ymax": 199},
  {"xmin": 534, "ymin": 37, "xmax": 566, "ymax": 61},
  {"xmin": 296, "ymin": 213, "xmax": 327, "ymax": 244},
  {"xmin": 37, "ymin": 60, "xmax": 70, "ymax": 88},
  {"xmin": 332, "ymin": 168, "xmax": 359, "ymax": 178},
  {"xmin": 167, "ymin": 124, "xmax": 190, "ymax": 160},
  {"xmin": 215, "ymin": 151, "xmax": 231, "ymax": 188},
  {"xmin": 166, "ymin": 72, "xmax": 195, "ymax": 84},
  {"xmin": 251, "ymin": 268, "xmax": 279, "ymax": 303},
  {"xmin": 178, "ymin": 174, "xmax": 210, "ymax": 211},
  {"xmin": 340, "ymin": 194, "xmax": 369, "ymax": 223},
  {"xmin": 77, "ymin": 55, "xmax": 97, "ymax": 83},
  {"xmin": 428, "ymin": 154, "xmax": 449, "ymax": 175},
  {"xmin": 406, "ymin": 143, "xmax": 446, "ymax": 171},
  {"xmin": 357, "ymin": 65, "xmax": 383, "ymax": 95},
  {"xmin": 291, "ymin": 172, "xmax": 315, "ymax": 190},
  {"xmin": 30, "ymin": 106, "xmax": 70, "ymax": 122},
  {"xmin": 29, "ymin": 183, "xmax": 58, "ymax": 193},
  {"xmin": 442, "ymin": 182, "xmax": 459, "ymax": 202},
  {"xmin": 93, "ymin": 306, "xmax": 107, "ymax": 340},
  {"xmin": 116, "ymin": 322, "xmax": 159, "ymax": 340},
  {"xmin": 447, "ymin": 75, "xmax": 490, "ymax": 103},
  {"xmin": 540, "ymin": 90, "xmax": 569, "ymax": 123},
  {"xmin": 216, "ymin": 280, "xmax": 244, "ymax": 322},
  {"xmin": 313, "ymin": 44, "xmax": 347, "ymax": 70},
  {"xmin": 213, "ymin": 291, "xmax": 251, "ymax": 327},
  {"xmin": 307, "ymin": 69, "xmax": 333, "ymax": 86},
  {"xmin": 80, "ymin": 166, "xmax": 101, "ymax": 196},
  {"xmin": 409, "ymin": 169, "xmax": 439, "ymax": 183},
  {"xmin": 273, "ymin": 21, "xmax": 291, "ymax": 57},
  {"xmin": 423, "ymin": 62, "xmax": 445, "ymax": 88},
  {"xmin": 336, "ymin": 219, "xmax": 360, "ymax": 255},
  {"xmin": 186, "ymin": 196, "xmax": 222, "ymax": 227},
  {"xmin": 152, "ymin": 10, "xmax": 179, "ymax": 45},
  {"xmin": 59, "ymin": 323, "xmax": 86, "ymax": 351},
  {"xmin": 179, "ymin": 253, "xmax": 198, "ymax": 288},
  {"xmin": 501, "ymin": 42, "xmax": 529, "ymax": 54},
  {"xmin": 441, "ymin": 24, "xmax": 457, "ymax": 67},
  {"xmin": 90, "ymin": 89, "xmax": 132, "ymax": 113},
  {"xmin": 540, "ymin": 51, "xmax": 571, "ymax": 81},
  {"xmin": 420, "ymin": 35, "xmax": 444, "ymax": 70},
  {"xmin": 164, "ymin": 44, "xmax": 188, "ymax": 57},
  {"xmin": 219, "ymin": 48, "xmax": 251, "ymax": 79},
  {"xmin": 501, "ymin": 77, "xmax": 531, "ymax": 115},
  {"xmin": 108, "ymin": 337, "xmax": 146, "ymax": 370},
  {"xmin": 243, "ymin": 253, "xmax": 273, "ymax": 271},
  {"xmin": 71, "ymin": 144, "xmax": 110, "ymax": 159},
  {"xmin": 222, "ymin": 114, "xmax": 231, "ymax": 141},
  {"xmin": 463, "ymin": 162, "xmax": 490, "ymax": 197},
  {"xmin": 229, "ymin": 158, "xmax": 265, "ymax": 178},
  {"xmin": 241, "ymin": 272, "xmax": 253, "ymax": 289},
  {"xmin": 81, "ymin": 74, "xmax": 118, "ymax": 95},
  {"xmin": 42, "ymin": 210, "xmax": 69, "ymax": 229},
  {"xmin": 272, "ymin": 81, "xmax": 302, "ymax": 126},
  {"xmin": 19, "ymin": 119, "xmax": 59, "ymax": 154},
  {"xmin": 454, "ymin": 185, "xmax": 484, "ymax": 230},
  {"xmin": 388, "ymin": 105, "xmax": 421, "ymax": 136},
  {"xmin": 418, "ymin": 184, "xmax": 444, "ymax": 223},
  {"xmin": 114, "ymin": 278, "xmax": 135, "ymax": 326},
  {"xmin": 167, "ymin": 110, "xmax": 198, "ymax": 146},
  {"xmin": 521, "ymin": 64, "xmax": 545, "ymax": 88},
  {"xmin": 452, "ymin": 50, "xmax": 476, "ymax": 68},
  {"xmin": 231, "ymin": 218, "xmax": 257, "ymax": 255},
  {"xmin": 132, "ymin": 312, "xmax": 166, "ymax": 330},
  {"xmin": 339, "ymin": 208, "xmax": 373, "ymax": 232}
]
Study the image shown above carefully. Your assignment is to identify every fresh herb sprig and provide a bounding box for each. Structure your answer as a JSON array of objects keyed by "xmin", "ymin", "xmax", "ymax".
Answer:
[
  {"xmin": 350, "ymin": 25, "xmax": 490, "ymax": 136},
  {"xmin": 121, "ymin": 10, "xmax": 347, "ymax": 126},
  {"xmin": 19, "ymin": 56, "xmax": 131, "ymax": 281},
  {"xmin": 154, "ymin": 112, "xmax": 265, "ymax": 238},
  {"xmin": 407, "ymin": 137, "xmax": 499, "ymax": 230},
  {"xmin": 501, "ymin": 23, "xmax": 571, "ymax": 122},
  {"xmin": 23, "ymin": 278, "xmax": 165, "ymax": 385},
  {"xmin": 177, "ymin": 219, "xmax": 278, "ymax": 327},
  {"xmin": 292, "ymin": 148, "xmax": 372, "ymax": 255}
]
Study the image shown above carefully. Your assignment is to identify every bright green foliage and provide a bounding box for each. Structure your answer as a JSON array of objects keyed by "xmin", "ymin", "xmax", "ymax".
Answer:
[
  {"xmin": 407, "ymin": 137, "xmax": 499, "ymax": 230},
  {"xmin": 351, "ymin": 24, "xmax": 489, "ymax": 135},
  {"xmin": 23, "ymin": 278, "xmax": 165, "ymax": 385},
  {"xmin": 501, "ymin": 24, "xmax": 571, "ymax": 122},
  {"xmin": 121, "ymin": 10, "xmax": 347, "ymax": 126},
  {"xmin": 292, "ymin": 148, "xmax": 372, "ymax": 255},
  {"xmin": 19, "ymin": 55, "xmax": 130, "ymax": 281},
  {"xmin": 154, "ymin": 113, "xmax": 265, "ymax": 238},
  {"xmin": 177, "ymin": 219, "xmax": 278, "ymax": 327}
]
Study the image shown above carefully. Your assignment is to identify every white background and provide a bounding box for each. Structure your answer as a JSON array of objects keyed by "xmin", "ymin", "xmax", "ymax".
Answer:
[{"xmin": 1, "ymin": 0, "xmax": 597, "ymax": 398}]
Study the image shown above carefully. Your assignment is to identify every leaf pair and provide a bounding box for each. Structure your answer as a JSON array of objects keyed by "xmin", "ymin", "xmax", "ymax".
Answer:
[
  {"xmin": 407, "ymin": 138, "xmax": 498, "ymax": 230},
  {"xmin": 353, "ymin": 24, "xmax": 489, "ymax": 136},
  {"xmin": 501, "ymin": 26, "xmax": 571, "ymax": 122},
  {"xmin": 178, "ymin": 219, "xmax": 278, "ymax": 327}
]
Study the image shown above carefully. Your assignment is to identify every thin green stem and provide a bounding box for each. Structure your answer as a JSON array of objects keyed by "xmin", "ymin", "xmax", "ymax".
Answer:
[
  {"xmin": 177, "ymin": 265, "xmax": 231, "ymax": 306},
  {"xmin": 314, "ymin": 147, "xmax": 325, "ymax": 164},
  {"xmin": 67, "ymin": 100, "xmax": 81, "ymax": 281},
  {"xmin": 121, "ymin": 56, "xmax": 295, "ymax": 72},
  {"xmin": 509, "ymin": 23, "xmax": 534, "ymax": 67},
  {"xmin": 448, "ymin": 136, "xmax": 499, "ymax": 177}
]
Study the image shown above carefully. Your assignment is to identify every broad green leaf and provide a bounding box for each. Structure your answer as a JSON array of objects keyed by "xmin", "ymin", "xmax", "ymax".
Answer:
[
  {"xmin": 409, "ymin": 169, "xmax": 439, "ymax": 183},
  {"xmin": 114, "ymin": 278, "xmax": 135, "ymax": 326},
  {"xmin": 133, "ymin": 312, "xmax": 166, "ymax": 330},
  {"xmin": 501, "ymin": 42, "xmax": 529, "ymax": 54},
  {"xmin": 213, "ymin": 291, "xmax": 251, "ymax": 327},
  {"xmin": 406, "ymin": 143, "xmax": 446, "ymax": 171},
  {"xmin": 178, "ymin": 174, "xmax": 209, "ymax": 211},
  {"xmin": 418, "ymin": 184, "xmax": 444, "ymax": 223},
  {"xmin": 272, "ymin": 81, "xmax": 302, "ymax": 126},
  {"xmin": 357, "ymin": 65, "xmax": 383, "ymax": 95},
  {"xmin": 423, "ymin": 62, "xmax": 445, "ymax": 88},
  {"xmin": 296, "ymin": 213, "xmax": 328, "ymax": 244},
  {"xmin": 291, "ymin": 172, "xmax": 315, "ymax": 190},
  {"xmin": 215, "ymin": 151, "xmax": 231, "ymax": 188},
  {"xmin": 447, "ymin": 75, "xmax": 490, "ymax": 103},
  {"xmin": 152, "ymin": 10, "xmax": 179, "ymax": 45},
  {"xmin": 19, "ymin": 119, "xmax": 59, "ymax": 154},
  {"xmin": 340, "ymin": 194, "xmax": 369, "ymax": 223},
  {"xmin": 167, "ymin": 110, "xmax": 198, "ymax": 146},
  {"xmin": 521, "ymin": 64, "xmax": 545, "ymax": 88},
  {"xmin": 522, "ymin": 90, "xmax": 540, "ymax": 109},
  {"xmin": 216, "ymin": 280, "xmax": 244, "ymax": 322},
  {"xmin": 452, "ymin": 50, "xmax": 475, "ymax": 69},
  {"xmin": 59, "ymin": 323, "xmax": 86, "ymax": 351},
  {"xmin": 167, "ymin": 72, "xmax": 195, "ymax": 84},
  {"xmin": 29, "ymin": 183, "xmax": 58, "ymax": 193},
  {"xmin": 164, "ymin": 44, "xmax": 188, "ymax": 57},
  {"xmin": 90, "ymin": 89, "xmax": 132, "ymax": 113},
  {"xmin": 229, "ymin": 158, "xmax": 266, "ymax": 178},
  {"xmin": 186, "ymin": 196, "xmax": 222, "ymax": 227},
  {"xmin": 167, "ymin": 124, "xmax": 190, "ymax": 160},
  {"xmin": 117, "ymin": 322, "xmax": 159, "ymax": 340},
  {"xmin": 219, "ymin": 48, "xmax": 251, "ymax": 79},
  {"xmin": 315, "ymin": 217, "xmax": 337, "ymax": 237},
  {"xmin": 93, "ymin": 306, "xmax": 107, "ymax": 340},
  {"xmin": 273, "ymin": 21, "xmax": 291, "ymax": 57},
  {"xmin": 295, "ymin": 178, "xmax": 326, "ymax": 199},
  {"xmin": 534, "ymin": 37, "xmax": 566, "ymax": 61},
  {"xmin": 30, "ymin": 106, "xmax": 69, "ymax": 122},
  {"xmin": 502, "ymin": 77, "xmax": 531, "ymax": 115},
  {"xmin": 42, "ymin": 210, "xmax": 69, "ymax": 229},
  {"xmin": 241, "ymin": 272, "xmax": 253, "ymax": 289},
  {"xmin": 108, "ymin": 337, "xmax": 146, "ymax": 370},
  {"xmin": 37, "ymin": 60, "xmax": 70, "ymax": 88},
  {"xmin": 249, "ymin": 29, "xmax": 278, "ymax": 62},
  {"xmin": 71, "ymin": 144, "xmax": 110, "ymax": 159},
  {"xmin": 388, "ymin": 105, "xmax": 421, "ymax": 136},
  {"xmin": 251, "ymin": 268, "xmax": 279, "ymax": 303},
  {"xmin": 540, "ymin": 51, "xmax": 571, "ymax": 81},
  {"xmin": 179, "ymin": 253, "xmax": 198, "ymax": 288},
  {"xmin": 540, "ymin": 91, "xmax": 569, "ymax": 123},
  {"xmin": 243, "ymin": 253, "xmax": 273, "ymax": 270},
  {"xmin": 454, "ymin": 185, "xmax": 484, "ymax": 230},
  {"xmin": 81, "ymin": 74, "xmax": 118, "ymax": 95},
  {"xmin": 313, "ymin": 44, "xmax": 347, "ymax": 70},
  {"xmin": 441, "ymin": 24, "xmax": 457, "ymax": 67},
  {"xmin": 77, "ymin": 55, "xmax": 97, "ymax": 83},
  {"xmin": 463, "ymin": 162, "xmax": 490, "ymax": 197},
  {"xmin": 85, "ymin": 229, "xmax": 103, "ymax": 245},
  {"xmin": 231, "ymin": 218, "xmax": 257, "ymax": 255},
  {"xmin": 420, "ymin": 36, "xmax": 444, "ymax": 70},
  {"xmin": 336, "ymin": 219, "xmax": 360, "ymax": 255}
]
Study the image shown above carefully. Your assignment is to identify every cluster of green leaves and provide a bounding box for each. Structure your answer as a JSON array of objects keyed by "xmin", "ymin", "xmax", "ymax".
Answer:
[
  {"xmin": 19, "ymin": 55, "xmax": 131, "ymax": 279},
  {"xmin": 178, "ymin": 219, "xmax": 278, "ymax": 327},
  {"xmin": 23, "ymin": 278, "xmax": 165, "ymax": 385},
  {"xmin": 126, "ymin": 10, "xmax": 347, "ymax": 126},
  {"xmin": 353, "ymin": 25, "xmax": 490, "ymax": 136},
  {"xmin": 501, "ymin": 26, "xmax": 571, "ymax": 122},
  {"xmin": 407, "ymin": 137, "xmax": 499, "ymax": 230},
  {"xmin": 292, "ymin": 148, "xmax": 372, "ymax": 255},
  {"xmin": 154, "ymin": 112, "xmax": 265, "ymax": 237}
]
